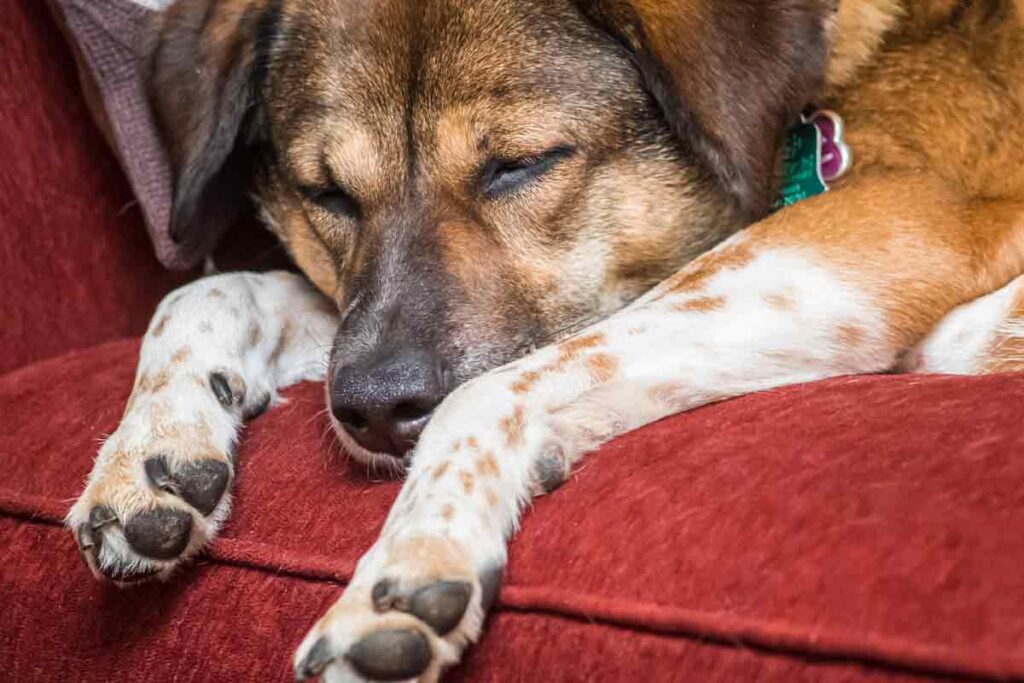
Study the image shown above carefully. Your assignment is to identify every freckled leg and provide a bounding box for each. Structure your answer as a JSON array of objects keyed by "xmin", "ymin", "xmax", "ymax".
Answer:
[
  {"xmin": 68, "ymin": 271, "xmax": 338, "ymax": 583},
  {"xmin": 295, "ymin": 176, "xmax": 1024, "ymax": 682}
]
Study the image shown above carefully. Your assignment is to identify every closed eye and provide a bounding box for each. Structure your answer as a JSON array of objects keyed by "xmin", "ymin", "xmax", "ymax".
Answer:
[
  {"xmin": 481, "ymin": 145, "xmax": 576, "ymax": 199},
  {"xmin": 301, "ymin": 184, "xmax": 362, "ymax": 219}
]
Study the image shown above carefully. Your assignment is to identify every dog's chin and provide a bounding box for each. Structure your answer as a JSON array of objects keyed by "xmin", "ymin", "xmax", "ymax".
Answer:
[{"xmin": 327, "ymin": 414, "xmax": 411, "ymax": 477}]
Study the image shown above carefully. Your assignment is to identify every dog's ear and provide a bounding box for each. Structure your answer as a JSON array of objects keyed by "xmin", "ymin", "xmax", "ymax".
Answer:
[
  {"xmin": 147, "ymin": 0, "xmax": 278, "ymax": 254},
  {"xmin": 576, "ymin": 0, "xmax": 834, "ymax": 220}
]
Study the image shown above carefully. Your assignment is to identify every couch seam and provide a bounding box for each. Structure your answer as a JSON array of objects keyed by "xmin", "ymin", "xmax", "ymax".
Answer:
[{"xmin": 3, "ymin": 495, "xmax": 1021, "ymax": 681}]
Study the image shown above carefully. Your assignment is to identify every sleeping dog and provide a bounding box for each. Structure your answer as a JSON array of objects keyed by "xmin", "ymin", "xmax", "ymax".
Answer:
[{"xmin": 68, "ymin": 0, "xmax": 1024, "ymax": 680}]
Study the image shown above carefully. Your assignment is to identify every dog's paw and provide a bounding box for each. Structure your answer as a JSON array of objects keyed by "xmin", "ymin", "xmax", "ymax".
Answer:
[
  {"xmin": 67, "ymin": 371, "xmax": 244, "ymax": 585},
  {"xmin": 294, "ymin": 536, "xmax": 502, "ymax": 682}
]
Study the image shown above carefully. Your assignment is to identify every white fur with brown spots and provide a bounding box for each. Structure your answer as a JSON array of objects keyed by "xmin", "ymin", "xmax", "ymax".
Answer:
[
  {"xmin": 67, "ymin": 271, "xmax": 337, "ymax": 582},
  {"xmin": 68, "ymin": 224, "xmax": 1024, "ymax": 681}
]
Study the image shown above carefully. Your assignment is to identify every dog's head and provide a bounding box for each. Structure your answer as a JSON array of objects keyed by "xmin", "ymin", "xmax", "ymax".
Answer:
[{"xmin": 149, "ymin": 0, "xmax": 832, "ymax": 466}]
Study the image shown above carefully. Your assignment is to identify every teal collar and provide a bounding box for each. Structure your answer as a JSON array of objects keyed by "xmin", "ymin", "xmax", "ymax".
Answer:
[{"xmin": 772, "ymin": 109, "xmax": 852, "ymax": 211}]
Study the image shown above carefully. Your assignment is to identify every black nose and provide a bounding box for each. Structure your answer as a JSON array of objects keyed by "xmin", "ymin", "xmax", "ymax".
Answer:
[{"xmin": 330, "ymin": 348, "xmax": 446, "ymax": 456}]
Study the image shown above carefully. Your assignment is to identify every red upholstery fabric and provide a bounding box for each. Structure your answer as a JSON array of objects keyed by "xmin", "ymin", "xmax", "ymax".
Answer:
[
  {"xmin": 0, "ymin": 0, "xmax": 182, "ymax": 375},
  {"xmin": 3, "ymin": 339, "xmax": 1023, "ymax": 681},
  {"xmin": 4, "ymin": 1, "xmax": 1024, "ymax": 681}
]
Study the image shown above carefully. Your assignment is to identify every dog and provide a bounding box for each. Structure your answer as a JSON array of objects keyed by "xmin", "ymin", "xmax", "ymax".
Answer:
[{"xmin": 67, "ymin": 0, "xmax": 1024, "ymax": 680}]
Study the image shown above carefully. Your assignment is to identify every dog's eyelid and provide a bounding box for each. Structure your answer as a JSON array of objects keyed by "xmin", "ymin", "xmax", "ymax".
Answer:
[
  {"xmin": 481, "ymin": 145, "xmax": 577, "ymax": 198},
  {"xmin": 495, "ymin": 145, "xmax": 576, "ymax": 168},
  {"xmin": 299, "ymin": 182, "xmax": 362, "ymax": 219}
]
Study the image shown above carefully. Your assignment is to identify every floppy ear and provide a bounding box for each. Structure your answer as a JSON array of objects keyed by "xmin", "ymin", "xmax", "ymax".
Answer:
[
  {"xmin": 576, "ymin": 0, "xmax": 835, "ymax": 220},
  {"xmin": 147, "ymin": 0, "xmax": 278, "ymax": 254}
]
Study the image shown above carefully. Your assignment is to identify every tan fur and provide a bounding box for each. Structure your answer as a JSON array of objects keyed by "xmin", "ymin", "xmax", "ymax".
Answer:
[
  {"xmin": 475, "ymin": 453, "xmax": 501, "ymax": 478},
  {"xmin": 764, "ymin": 292, "xmax": 796, "ymax": 311},
  {"xmin": 826, "ymin": 0, "xmax": 904, "ymax": 87},
  {"xmin": 585, "ymin": 353, "xmax": 619, "ymax": 383},
  {"xmin": 673, "ymin": 295, "xmax": 726, "ymax": 313},
  {"xmin": 431, "ymin": 462, "xmax": 450, "ymax": 480},
  {"xmin": 150, "ymin": 0, "xmax": 1024, "ymax": 390},
  {"xmin": 498, "ymin": 406, "xmax": 526, "ymax": 448},
  {"xmin": 646, "ymin": 0, "xmax": 1024, "ymax": 354},
  {"xmin": 151, "ymin": 315, "xmax": 171, "ymax": 337}
]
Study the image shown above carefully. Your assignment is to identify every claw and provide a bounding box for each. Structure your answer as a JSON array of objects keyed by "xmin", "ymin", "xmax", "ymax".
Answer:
[
  {"xmin": 76, "ymin": 506, "xmax": 118, "ymax": 578},
  {"xmin": 295, "ymin": 636, "xmax": 334, "ymax": 681},
  {"xmin": 209, "ymin": 372, "xmax": 237, "ymax": 408},
  {"xmin": 75, "ymin": 524, "xmax": 101, "ymax": 576},
  {"xmin": 371, "ymin": 578, "xmax": 403, "ymax": 613},
  {"xmin": 88, "ymin": 505, "xmax": 118, "ymax": 531},
  {"xmin": 145, "ymin": 455, "xmax": 179, "ymax": 495}
]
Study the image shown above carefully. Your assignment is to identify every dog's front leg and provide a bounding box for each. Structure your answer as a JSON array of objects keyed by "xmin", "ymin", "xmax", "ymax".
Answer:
[
  {"xmin": 295, "ymin": 175, "xmax": 1024, "ymax": 682},
  {"xmin": 68, "ymin": 271, "xmax": 338, "ymax": 583}
]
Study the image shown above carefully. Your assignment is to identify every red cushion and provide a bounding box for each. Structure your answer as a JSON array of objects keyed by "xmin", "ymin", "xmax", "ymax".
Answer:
[
  {"xmin": 3, "ymin": 339, "xmax": 1024, "ymax": 681},
  {"xmin": 0, "ymin": 0, "xmax": 184, "ymax": 375}
]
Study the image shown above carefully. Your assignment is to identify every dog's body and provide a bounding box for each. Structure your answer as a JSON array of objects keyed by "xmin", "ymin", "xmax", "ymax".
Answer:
[{"xmin": 68, "ymin": 1, "xmax": 1024, "ymax": 680}]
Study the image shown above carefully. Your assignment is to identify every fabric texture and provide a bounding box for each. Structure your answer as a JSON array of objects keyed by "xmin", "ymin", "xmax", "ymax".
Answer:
[
  {"xmin": 0, "ymin": 0, "xmax": 184, "ymax": 374},
  {"xmin": 3, "ymin": 340, "xmax": 1024, "ymax": 681},
  {"xmin": 45, "ymin": 0, "xmax": 213, "ymax": 271},
  {"xmin": 5, "ymin": 3, "xmax": 1024, "ymax": 681}
]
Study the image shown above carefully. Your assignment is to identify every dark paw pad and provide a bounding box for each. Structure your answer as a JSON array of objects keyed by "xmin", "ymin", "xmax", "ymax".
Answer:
[
  {"xmin": 295, "ymin": 636, "xmax": 333, "ymax": 681},
  {"xmin": 408, "ymin": 581, "xmax": 472, "ymax": 636},
  {"xmin": 372, "ymin": 579, "xmax": 472, "ymax": 636},
  {"xmin": 347, "ymin": 629, "xmax": 430, "ymax": 681},
  {"xmin": 76, "ymin": 505, "xmax": 116, "ymax": 572},
  {"xmin": 479, "ymin": 565, "xmax": 504, "ymax": 613},
  {"xmin": 209, "ymin": 371, "xmax": 246, "ymax": 411},
  {"xmin": 532, "ymin": 455, "xmax": 568, "ymax": 494},
  {"xmin": 145, "ymin": 455, "xmax": 230, "ymax": 516},
  {"xmin": 123, "ymin": 507, "xmax": 193, "ymax": 559},
  {"xmin": 243, "ymin": 392, "xmax": 272, "ymax": 420}
]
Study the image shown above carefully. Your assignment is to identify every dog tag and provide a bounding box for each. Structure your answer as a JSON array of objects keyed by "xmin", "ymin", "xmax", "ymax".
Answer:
[{"xmin": 772, "ymin": 109, "xmax": 852, "ymax": 211}]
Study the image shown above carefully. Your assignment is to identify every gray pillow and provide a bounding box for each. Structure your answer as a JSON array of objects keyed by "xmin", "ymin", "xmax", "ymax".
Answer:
[{"xmin": 48, "ymin": 0, "xmax": 202, "ymax": 271}]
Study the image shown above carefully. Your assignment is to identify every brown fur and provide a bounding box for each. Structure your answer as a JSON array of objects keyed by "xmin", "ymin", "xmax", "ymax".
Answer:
[
  {"xmin": 764, "ymin": 293, "xmax": 796, "ymax": 311},
  {"xmin": 585, "ymin": 353, "xmax": 620, "ymax": 383},
  {"xmin": 151, "ymin": 315, "xmax": 171, "ymax": 338},
  {"xmin": 499, "ymin": 406, "xmax": 526, "ymax": 448},
  {"xmin": 673, "ymin": 296, "xmax": 727, "ymax": 313},
  {"xmin": 475, "ymin": 453, "xmax": 501, "ymax": 478},
  {"xmin": 148, "ymin": 0, "xmax": 1024, "ymax": 400}
]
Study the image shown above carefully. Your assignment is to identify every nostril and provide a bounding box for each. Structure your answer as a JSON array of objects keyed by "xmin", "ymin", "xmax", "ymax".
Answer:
[
  {"xmin": 333, "ymin": 405, "xmax": 368, "ymax": 431},
  {"xmin": 330, "ymin": 349, "xmax": 446, "ymax": 456},
  {"xmin": 392, "ymin": 400, "xmax": 434, "ymax": 423}
]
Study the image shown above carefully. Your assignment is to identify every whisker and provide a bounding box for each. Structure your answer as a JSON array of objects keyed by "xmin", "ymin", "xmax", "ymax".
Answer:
[{"xmin": 303, "ymin": 405, "xmax": 332, "ymax": 431}]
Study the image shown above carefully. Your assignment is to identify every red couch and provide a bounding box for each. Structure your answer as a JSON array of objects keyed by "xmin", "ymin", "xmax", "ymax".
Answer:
[{"xmin": 3, "ymin": 3, "xmax": 1024, "ymax": 681}]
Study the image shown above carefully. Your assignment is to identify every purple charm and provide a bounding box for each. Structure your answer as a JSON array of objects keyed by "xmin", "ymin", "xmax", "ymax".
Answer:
[{"xmin": 808, "ymin": 110, "xmax": 852, "ymax": 183}]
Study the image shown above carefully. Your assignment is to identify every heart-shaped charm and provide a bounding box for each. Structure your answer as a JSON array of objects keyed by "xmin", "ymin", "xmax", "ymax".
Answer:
[
  {"xmin": 772, "ymin": 108, "xmax": 854, "ymax": 212},
  {"xmin": 808, "ymin": 109, "xmax": 852, "ymax": 183}
]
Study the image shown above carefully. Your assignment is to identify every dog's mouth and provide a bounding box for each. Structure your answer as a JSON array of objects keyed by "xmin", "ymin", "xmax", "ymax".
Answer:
[
  {"xmin": 323, "ymin": 383, "xmax": 414, "ymax": 476},
  {"xmin": 330, "ymin": 412, "xmax": 413, "ymax": 474}
]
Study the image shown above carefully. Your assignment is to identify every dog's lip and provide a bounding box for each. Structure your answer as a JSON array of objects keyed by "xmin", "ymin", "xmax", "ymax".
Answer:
[{"xmin": 328, "ymin": 412, "xmax": 411, "ymax": 474}]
